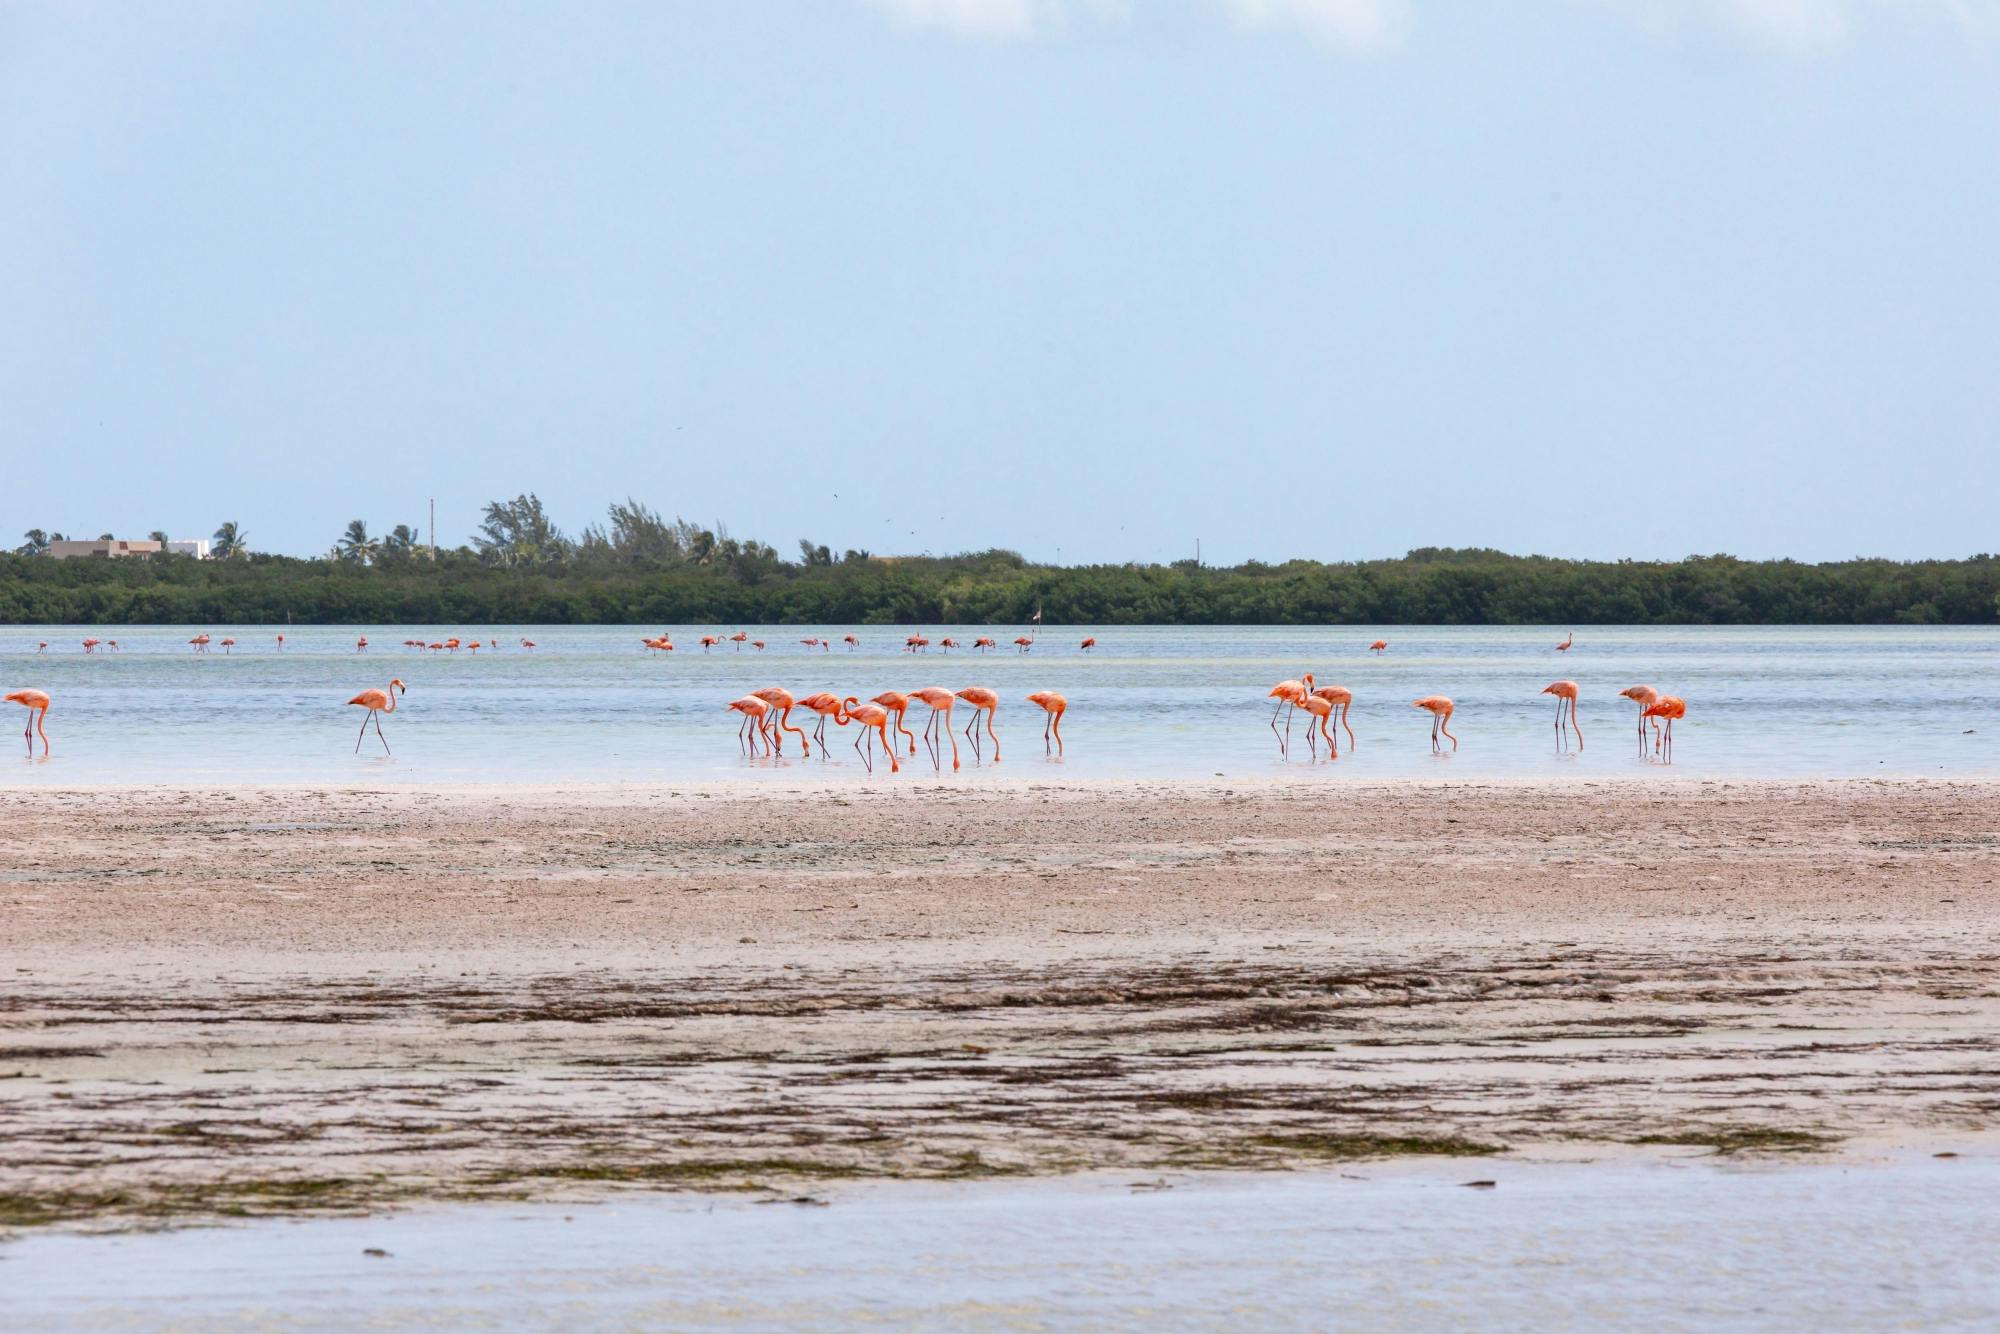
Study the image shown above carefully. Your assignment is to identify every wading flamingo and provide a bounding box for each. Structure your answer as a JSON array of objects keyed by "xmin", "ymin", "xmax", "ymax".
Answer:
[
  {"xmin": 190, "ymin": 634, "xmax": 210, "ymax": 653},
  {"xmin": 726, "ymin": 695, "xmax": 772, "ymax": 755},
  {"xmin": 1413, "ymin": 695, "xmax": 1456, "ymax": 752},
  {"xmin": 871, "ymin": 691, "xmax": 919, "ymax": 755},
  {"xmin": 521, "ymin": 639, "xmax": 536, "ymax": 649},
  {"xmin": 795, "ymin": 692, "xmax": 845, "ymax": 754},
  {"xmin": 906, "ymin": 686, "xmax": 960, "ymax": 771},
  {"xmin": 1556, "ymin": 631, "xmax": 1574, "ymax": 653},
  {"xmin": 1298, "ymin": 691, "xmax": 1339, "ymax": 760},
  {"xmin": 1311, "ymin": 684, "xmax": 1357, "ymax": 751},
  {"xmin": 106, "ymin": 641, "xmax": 119, "ymax": 652},
  {"xmin": 730, "ymin": 632, "xmax": 749, "ymax": 650},
  {"xmin": 347, "ymin": 678, "xmax": 406, "ymax": 755},
  {"xmin": 801, "ymin": 638, "xmax": 820, "ymax": 649},
  {"xmin": 1026, "ymin": 691, "xmax": 1066, "ymax": 755},
  {"xmin": 955, "ymin": 686, "xmax": 1000, "ymax": 762},
  {"xmin": 751, "ymin": 640, "xmax": 765, "ymax": 651},
  {"xmin": 1619, "ymin": 685, "xmax": 1661, "ymax": 755},
  {"xmin": 750, "ymin": 687, "xmax": 811, "ymax": 756},
  {"xmin": 81, "ymin": 639, "xmax": 99, "ymax": 654},
  {"xmin": 1642, "ymin": 695, "xmax": 1686, "ymax": 762},
  {"xmin": 1014, "ymin": 633, "xmax": 1034, "ymax": 653},
  {"xmin": 218, "ymin": 638, "xmax": 235, "ymax": 654},
  {"xmin": 276, "ymin": 634, "xmax": 285, "ymax": 651},
  {"xmin": 938, "ymin": 638, "xmax": 960, "ymax": 653},
  {"xmin": 1266, "ymin": 672, "xmax": 1315, "ymax": 757},
  {"xmin": 6, "ymin": 689, "xmax": 51, "ymax": 757},
  {"xmin": 36, "ymin": 642, "xmax": 47, "ymax": 653},
  {"xmin": 840, "ymin": 698, "xmax": 901, "ymax": 774},
  {"xmin": 1542, "ymin": 680, "xmax": 1582, "ymax": 750},
  {"xmin": 701, "ymin": 636, "xmax": 720, "ymax": 652},
  {"xmin": 843, "ymin": 635, "xmax": 859, "ymax": 650},
  {"xmin": 973, "ymin": 637, "xmax": 996, "ymax": 651},
  {"xmin": 1079, "ymin": 637, "xmax": 1096, "ymax": 652},
  {"xmin": 1369, "ymin": 640, "xmax": 1388, "ymax": 654},
  {"xmin": 357, "ymin": 636, "xmax": 369, "ymax": 652}
]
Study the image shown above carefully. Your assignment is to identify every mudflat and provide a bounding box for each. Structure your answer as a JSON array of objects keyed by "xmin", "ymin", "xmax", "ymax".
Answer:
[{"xmin": 3, "ymin": 778, "xmax": 1997, "ymax": 1228}]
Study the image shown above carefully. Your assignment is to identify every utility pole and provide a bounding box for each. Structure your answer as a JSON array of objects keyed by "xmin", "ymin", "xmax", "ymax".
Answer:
[
  {"xmin": 1196, "ymin": 537, "xmax": 1201, "ymax": 567},
  {"xmin": 429, "ymin": 498, "xmax": 436, "ymax": 561}
]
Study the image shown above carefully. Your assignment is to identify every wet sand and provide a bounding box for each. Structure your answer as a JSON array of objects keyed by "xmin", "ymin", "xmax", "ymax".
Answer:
[{"xmin": 3, "ymin": 777, "xmax": 1997, "ymax": 1228}]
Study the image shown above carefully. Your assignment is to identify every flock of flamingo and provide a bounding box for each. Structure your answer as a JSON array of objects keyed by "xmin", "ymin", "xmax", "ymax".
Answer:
[{"xmin": 9, "ymin": 629, "xmax": 1688, "ymax": 765}]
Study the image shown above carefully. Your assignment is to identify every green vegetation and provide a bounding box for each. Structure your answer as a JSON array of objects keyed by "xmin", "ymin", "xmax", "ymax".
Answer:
[
  {"xmin": 1630, "ymin": 1127, "xmax": 1837, "ymax": 1154},
  {"xmin": 1249, "ymin": 1132, "xmax": 1505, "ymax": 1158},
  {"xmin": 7, "ymin": 497, "xmax": 1999, "ymax": 625}
]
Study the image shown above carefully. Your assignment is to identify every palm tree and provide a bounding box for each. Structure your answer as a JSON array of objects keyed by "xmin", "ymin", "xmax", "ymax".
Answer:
[
  {"xmin": 18, "ymin": 529, "xmax": 50, "ymax": 556},
  {"xmin": 212, "ymin": 521, "xmax": 246, "ymax": 559},
  {"xmin": 336, "ymin": 519, "xmax": 379, "ymax": 564},
  {"xmin": 382, "ymin": 523, "xmax": 420, "ymax": 553},
  {"xmin": 148, "ymin": 530, "xmax": 169, "ymax": 545}
]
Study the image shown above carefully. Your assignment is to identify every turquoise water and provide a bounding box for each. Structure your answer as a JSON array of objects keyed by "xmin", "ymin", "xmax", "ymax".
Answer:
[{"xmin": 3, "ymin": 624, "xmax": 1996, "ymax": 784}]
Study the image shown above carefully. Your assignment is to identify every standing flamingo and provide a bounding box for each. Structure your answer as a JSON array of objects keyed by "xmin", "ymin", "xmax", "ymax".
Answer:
[
  {"xmin": 906, "ymin": 686, "xmax": 960, "ymax": 771},
  {"xmin": 843, "ymin": 635, "xmax": 859, "ymax": 650},
  {"xmin": 750, "ymin": 687, "xmax": 811, "ymax": 756},
  {"xmin": 276, "ymin": 634, "xmax": 285, "ymax": 652},
  {"xmin": 1014, "ymin": 633, "xmax": 1035, "ymax": 653},
  {"xmin": 1079, "ymin": 637, "xmax": 1096, "ymax": 652},
  {"xmin": 347, "ymin": 679, "xmax": 406, "ymax": 754},
  {"xmin": 357, "ymin": 636, "xmax": 369, "ymax": 652},
  {"xmin": 6, "ymin": 689, "xmax": 51, "ymax": 756},
  {"xmin": 840, "ymin": 698, "xmax": 901, "ymax": 774},
  {"xmin": 700, "ymin": 636, "xmax": 719, "ymax": 652},
  {"xmin": 1556, "ymin": 632, "xmax": 1574, "ymax": 653},
  {"xmin": 938, "ymin": 638, "xmax": 960, "ymax": 653},
  {"xmin": 36, "ymin": 642, "xmax": 48, "ymax": 654},
  {"xmin": 1266, "ymin": 672, "xmax": 1314, "ymax": 757},
  {"xmin": 190, "ymin": 634, "xmax": 210, "ymax": 653},
  {"xmin": 1311, "ymin": 684, "xmax": 1357, "ymax": 751},
  {"xmin": 1619, "ymin": 685, "xmax": 1661, "ymax": 755},
  {"xmin": 1542, "ymin": 680, "xmax": 1582, "ymax": 751},
  {"xmin": 871, "ymin": 691, "xmax": 919, "ymax": 755},
  {"xmin": 1025, "ymin": 691, "xmax": 1066, "ymax": 755},
  {"xmin": 726, "ymin": 695, "xmax": 772, "ymax": 755},
  {"xmin": 106, "ymin": 640, "xmax": 119, "ymax": 652},
  {"xmin": 1642, "ymin": 695, "xmax": 1686, "ymax": 762},
  {"xmin": 1369, "ymin": 640, "xmax": 1388, "ymax": 654},
  {"xmin": 955, "ymin": 686, "xmax": 1000, "ymax": 762},
  {"xmin": 1298, "ymin": 692, "xmax": 1338, "ymax": 761},
  {"xmin": 520, "ymin": 638, "xmax": 536, "ymax": 649},
  {"xmin": 795, "ymin": 692, "xmax": 846, "ymax": 754},
  {"xmin": 218, "ymin": 637, "xmax": 235, "ymax": 654},
  {"xmin": 1412, "ymin": 695, "xmax": 1456, "ymax": 752},
  {"xmin": 81, "ymin": 639, "xmax": 99, "ymax": 654},
  {"xmin": 730, "ymin": 632, "xmax": 749, "ymax": 651},
  {"xmin": 973, "ymin": 637, "xmax": 996, "ymax": 651}
]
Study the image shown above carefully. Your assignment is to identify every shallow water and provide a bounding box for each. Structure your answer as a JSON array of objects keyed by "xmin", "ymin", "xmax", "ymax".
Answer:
[
  {"xmin": 6, "ymin": 1156, "xmax": 1996, "ymax": 1331},
  {"xmin": 3, "ymin": 624, "xmax": 1997, "ymax": 784}
]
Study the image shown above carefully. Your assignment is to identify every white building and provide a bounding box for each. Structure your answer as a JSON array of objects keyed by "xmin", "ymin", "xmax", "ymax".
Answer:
[
  {"xmin": 166, "ymin": 538, "xmax": 210, "ymax": 558},
  {"xmin": 48, "ymin": 539, "xmax": 165, "ymax": 560}
]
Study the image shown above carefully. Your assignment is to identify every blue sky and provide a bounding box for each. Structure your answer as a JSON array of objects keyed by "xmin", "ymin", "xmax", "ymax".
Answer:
[{"xmin": 5, "ymin": 1, "xmax": 1997, "ymax": 564}]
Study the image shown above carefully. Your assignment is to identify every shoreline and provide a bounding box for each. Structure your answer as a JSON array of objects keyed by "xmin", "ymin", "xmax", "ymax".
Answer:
[{"xmin": 4, "ymin": 778, "xmax": 1997, "ymax": 1231}]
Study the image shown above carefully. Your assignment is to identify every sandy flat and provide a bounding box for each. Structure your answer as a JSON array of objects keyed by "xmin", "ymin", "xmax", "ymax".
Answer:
[{"xmin": 2, "ymin": 777, "xmax": 1997, "ymax": 1227}]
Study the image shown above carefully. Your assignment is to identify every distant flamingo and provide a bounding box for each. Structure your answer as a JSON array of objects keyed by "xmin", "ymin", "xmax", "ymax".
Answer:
[
  {"xmin": 955, "ymin": 686, "xmax": 1000, "ymax": 762},
  {"xmin": 1642, "ymin": 695, "xmax": 1686, "ymax": 762},
  {"xmin": 1013, "ymin": 635, "xmax": 1035, "ymax": 653},
  {"xmin": 520, "ymin": 639, "xmax": 536, "ymax": 649},
  {"xmin": 906, "ymin": 686, "xmax": 960, "ymax": 771},
  {"xmin": 973, "ymin": 637, "xmax": 996, "ymax": 651},
  {"xmin": 1311, "ymin": 684, "xmax": 1357, "ymax": 751},
  {"xmin": 1266, "ymin": 672, "xmax": 1314, "ymax": 757},
  {"xmin": 1079, "ymin": 637, "xmax": 1096, "ymax": 652},
  {"xmin": 843, "ymin": 635, "xmax": 859, "ymax": 650},
  {"xmin": 905, "ymin": 635, "xmax": 929, "ymax": 653},
  {"xmin": 1026, "ymin": 691, "xmax": 1066, "ymax": 755},
  {"xmin": 701, "ymin": 636, "xmax": 720, "ymax": 652},
  {"xmin": 730, "ymin": 632, "xmax": 749, "ymax": 650},
  {"xmin": 6, "ymin": 689, "xmax": 51, "ymax": 756},
  {"xmin": 106, "ymin": 640, "xmax": 119, "ymax": 652},
  {"xmin": 750, "ymin": 687, "xmax": 811, "ymax": 756},
  {"xmin": 357, "ymin": 636, "xmax": 369, "ymax": 652},
  {"xmin": 189, "ymin": 634, "xmax": 210, "ymax": 654},
  {"xmin": 871, "ymin": 691, "xmax": 919, "ymax": 755},
  {"xmin": 276, "ymin": 634, "xmax": 285, "ymax": 651},
  {"xmin": 81, "ymin": 639, "xmax": 99, "ymax": 654},
  {"xmin": 1619, "ymin": 685, "xmax": 1661, "ymax": 755},
  {"xmin": 1412, "ymin": 695, "xmax": 1457, "ymax": 752},
  {"xmin": 1542, "ymin": 680, "xmax": 1582, "ymax": 751},
  {"xmin": 751, "ymin": 640, "xmax": 765, "ymax": 651},
  {"xmin": 1299, "ymin": 691, "xmax": 1338, "ymax": 760},
  {"xmin": 841, "ymin": 698, "xmax": 901, "ymax": 774},
  {"xmin": 938, "ymin": 638, "xmax": 960, "ymax": 653},
  {"xmin": 219, "ymin": 637, "xmax": 235, "ymax": 654},
  {"xmin": 347, "ymin": 678, "xmax": 406, "ymax": 755},
  {"xmin": 801, "ymin": 638, "xmax": 820, "ymax": 649},
  {"xmin": 1369, "ymin": 640, "xmax": 1388, "ymax": 654},
  {"xmin": 468, "ymin": 641, "xmax": 480, "ymax": 653},
  {"xmin": 1556, "ymin": 632, "xmax": 1574, "ymax": 653},
  {"xmin": 36, "ymin": 642, "xmax": 48, "ymax": 654},
  {"xmin": 726, "ymin": 695, "xmax": 772, "ymax": 755},
  {"xmin": 445, "ymin": 638, "xmax": 461, "ymax": 653}
]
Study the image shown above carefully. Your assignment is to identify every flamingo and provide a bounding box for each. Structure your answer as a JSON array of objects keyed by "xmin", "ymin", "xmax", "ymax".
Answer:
[
  {"xmin": 1014, "ymin": 634, "xmax": 1034, "ymax": 654},
  {"xmin": 1369, "ymin": 640, "xmax": 1388, "ymax": 654},
  {"xmin": 520, "ymin": 638, "xmax": 536, "ymax": 649},
  {"xmin": 701, "ymin": 636, "xmax": 720, "ymax": 652},
  {"xmin": 1413, "ymin": 696, "xmax": 1456, "ymax": 752},
  {"xmin": 1642, "ymin": 695, "xmax": 1686, "ymax": 762},
  {"xmin": 81, "ymin": 639, "xmax": 99, "ymax": 654},
  {"xmin": 6, "ymin": 689, "xmax": 51, "ymax": 757},
  {"xmin": 871, "ymin": 691, "xmax": 919, "ymax": 755},
  {"xmin": 801, "ymin": 638, "xmax": 820, "ymax": 649},
  {"xmin": 1080, "ymin": 637, "xmax": 1097, "ymax": 652},
  {"xmin": 1311, "ymin": 684, "xmax": 1357, "ymax": 752},
  {"xmin": 955, "ymin": 686, "xmax": 1000, "ymax": 762},
  {"xmin": 218, "ymin": 637, "xmax": 234, "ymax": 653},
  {"xmin": 1556, "ymin": 631, "xmax": 1574, "ymax": 653},
  {"xmin": 445, "ymin": 638, "xmax": 461, "ymax": 653},
  {"xmin": 795, "ymin": 692, "xmax": 846, "ymax": 754},
  {"xmin": 357, "ymin": 636, "xmax": 369, "ymax": 653},
  {"xmin": 905, "ymin": 634, "xmax": 930, "ymax": 653},
  {"xmin": 750, "ymin": 687, "xmax": 811, "ymax": 756},
  {"xmin": 1542, "ymin": 680, "xmax": 1582, "ymax": 751},
  {"xmin": 189, "ymin": 634, "xmax": 210, "ymax": 654},
  {"xmin": 106, "ymin": 640, "xmax": 119, "ymax": 652},
  {"xmin": 1266, "ymin": 672, "xmax": 1314, "ymax": 757},
  {"xmin": 973, "ymin": 637, "xmax": 996, "ymax": 651},
  {"xmin": 1619, "ymin": 685, "xmax": 1661, "ymax": 755},
  {"xmin": 730, "ymin": 632, "xmax": 749, "ymax": 650},
  {"xmin": 1026, "ymin": 691, "xmax": 1066, "ymax": 755},
  {"xmin": 1299, "ymin": 691, "xmax": 1338, "ymax": 760},
  {"xmin": 840, "ymin": 698, "xmax": 901, "ymax": 774},
  {"xmin": 751, "ymin": 640, "xmax": 765, "ymax": 651},
  {"xmin": 347, "ymin": 678, "xmax": 406, "ymax": 754},
  {"xmin": 939, "ymin": 638, "xmax": 960, "ymax": 653},
  {"xmin": 726, "ymin": 695, "xmax": 772, "ymax": 755},
  {"xmin": 906, "ymin": 686, "xmax": 960, "ymax": 771},
  {"xmin": 36, "ymin": 642, "xmax": 48, "ymax": 654},
  {"xmin": 843, "ymin": 635, "xmax": 859, "ymax": 650}
]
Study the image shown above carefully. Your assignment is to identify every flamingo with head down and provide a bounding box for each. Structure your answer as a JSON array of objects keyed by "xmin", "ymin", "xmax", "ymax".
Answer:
[
  {"xmin": 1310, "ymin": 684, "xmax": 1357, "ymax": 752},
  {"xmin": 1542, "ymin": 680, "xmax": 1582, "ymax": 751},
  {"xmin": 906, "ymin": 687, "xmax": 960, "ymax": 771},
  {"xmin": 871, "ymin": 691, "xmax": 919, "ymax": 755},
  {"xmin": 1266, "ymin": 673, "xmax": 1314, "ymax": 757},
  {"xmin": 1026, "ymin": 691, "xmax": 1066, "ymax": 755},
  {"xmin": 7, "ymin": 689, "xmax": 51, "ymax": 756},
  {"xmin": 955, "ymin": 686, "xmax": 1000, "ymax": 762},
  {"xmin": 726, "ymin": 695, "xmax": 772, "ymax": 755},
  {"xmin": 1413, "ymin": 695, "xmax": 1456, "ymax": 752},
  {"xmin": 841, "ymin": 698, "xmax": 900, "ymax": 774}
]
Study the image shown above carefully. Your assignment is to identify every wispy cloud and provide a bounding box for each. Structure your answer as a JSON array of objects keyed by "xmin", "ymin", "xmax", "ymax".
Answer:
[
  {"xmin": 1218, "ymin": 0, "xmax": 1408, "ymax": 52},
  {"xmin": 859, "ymin": 0, "xmax": 1407, "ymax": 50},
  {"xmin": 860, "ymin": 0, "xmax": 1050, "ymax": 40}
]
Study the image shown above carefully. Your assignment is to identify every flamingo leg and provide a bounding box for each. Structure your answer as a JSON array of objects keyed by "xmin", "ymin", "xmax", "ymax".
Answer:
[
  {"xmin": 375, "ymin": 713, "xmax": 391, "ymax": 756},
  {"xmin": 963, "ymin": 713, "xmax": 980, "ymax": 761},
  {"xmin": 1051, "ymin": 712, "xmax": 1062, "ymax": 756},
  {"xmin": 1341, "ymin": 703, "xmax": 1355, "ymax": 751},
  {"xmin": 854, "ymin": 726, "xmax": 871, "ymax": 773},
  {"xmin": 1305, "ymin": 717, "xmax": 1318, "ymax": 761},
  {"xmin": 1571, "ymin": 701, "xmax": 1583, "ymax": 750},
  {"xmin": 355, "ymin": 710, "xmax": 373, "ymax": 753},
  {"xmin": 987, "ymin": 708, "xmax": 1000, "ymax": 762},
  {"xmin": 943, "ymin": 709, "xmax": 959, "ymax": 771},
  {"xmin": 1322, "ymin": 714, "xmax": 1335, "ymax": 758},
  {"xmin": 897, "ymin": 708, "xmax": 916, "ymax": 755},
  {"xmin": 884, "ymin": 724, "xmax": 900, "ymax": 773},
  {"xmin": 1269, "ymin": 699, "xmax": 1288, "ymax": 756},
  {"xmin": 1044, "ymin": 714, "xmax": 1053, "ymax": 754}
]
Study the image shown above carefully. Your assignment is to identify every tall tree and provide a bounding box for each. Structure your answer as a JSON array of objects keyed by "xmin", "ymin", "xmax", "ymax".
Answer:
[
  {"xmin": 147, "ymin": 530, "xmax": 169, "ymax": 544},
  {"xmin": 212, "ymin": 521, "xmax": 247, "ymax": 558},
  {"xmin": 336, "ymin": 519, "xmax": 379, "ymax": 564},
  {"xmin": 472, "ymin": 494, "xmax": 570, "ymax": 567},
  {"xmin": 18, "ymin": 529, "xmax": 50, "ymax": 556}
]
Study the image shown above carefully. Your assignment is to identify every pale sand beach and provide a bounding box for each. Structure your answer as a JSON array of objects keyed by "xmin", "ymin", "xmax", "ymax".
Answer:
[{"xmin": 3, "ymin": 778, "xmax": 1997, "ymax": 1228}]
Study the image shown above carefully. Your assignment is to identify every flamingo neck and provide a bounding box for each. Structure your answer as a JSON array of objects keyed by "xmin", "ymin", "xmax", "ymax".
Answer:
[{"xmin": 382, "ymin": 683, "xmax": 399, "ymax": 713}]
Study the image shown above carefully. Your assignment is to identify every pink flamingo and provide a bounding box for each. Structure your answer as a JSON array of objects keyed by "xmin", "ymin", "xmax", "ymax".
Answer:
[
  {"xmin": 1266, "ymin": 672, "xmax": 1314, "ymax": 757},
  {"xmin": 750, "ymin": 687, "xmax": 811, "ymax": 756},
  {"xmin": 36, "ymin": 642, "xmax": 48, "ymax": 654},
  {"xmin": 1026, "ymin": 691, "xmax": 1066, "ymax": 755},
  {"xmin": 218, "ymin": 637, "xmax": 235, "ymax": 654},
  {"xmin": 955, "ymin": 686, "xmax": 1001, "ymax": 762},
  {"xmin": 700, "ymin": 636, "xmax": 720, "ymax": 652},
  {"xmin": 795, "ymin": 692, "xmax": 846, "ymax": 754},
  {"xmin": 1556, "ymin": 631, "xmax": 1574, "ymax": 653},
  {"xmin": 973, "ymin": 637, "xmax": 996, "ymax": 651},
  {"xmin": 520, "ymin": 639, "xmax": 536, "ymax": 649},
  {"xmin": 6, "ymin": 689, "xmax": 51, "ymax": 757},
  {"xmin": 1620, "ymin": 685, "xmax": 1661, "ymax": 755},
  {"xmin": 1311, "ymin": 684, "xmax": 1357, "ymax": 752},
  {"xmin": 1299, "ymin": 692, "xmax": 1338, "ymax": 761},
  {"xmin": 726, "ymin": 695, "xmax": 772, "ymax": 755},
  {"xmin": 1642, "ymin": 695, "xmax": 1685, "ymax": 762},
  {"xmin": 871, "ymin": 691, "xmax": 919, "ymax": 755},
  {"xmin": 189, "ymin": 634, "xmax": 210, "ymax": 654},
  {"xmin": 1413, "ymin": 696, "xmax": 1456, "ymax": 752},
  {"xmin": 1542, "ymin": 680, "xmax": 1582, "ymax": 750},
  {"xmin": 840, "ymin": 698, "xmax": 901, "ymax": 774},
  {"xmin": 1369, "ymin": 639, "xmax": 1388, "ymax": 654},
  {"xmin": 843, "ymin": 635, "xmax": 859, "ymax": 650},
  {"xmin": 730, "ymin": 632, "xmax": 749, "ymax": 651},
  {"xmin": 347, "ymin": 678, "xmax": 406, "ymax": 754},
  {"xmin": 357, "ymin": 636, "xmax": 369, "ymax": 653},
  {"xmin": 906, "ymin": 686, "xmax": 960, "ymax": 771},
  {"xmin": 1079, "ymin": 637, "xmax": 1097, "ymax": 652},
  {"xmin": 276, "ymin": 634, "xmax": 285, "ymax": 652},
  {"xmin": 939, "ymin": 638, "xmax": 960, "ymax": 653},
  {"xmin": 1014, "ymin": 633, "xmax": 1035, "ymax": 654},
  {"xmin": 81, "ymin": 639, "xmax": 99, "ymax": 654}
]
